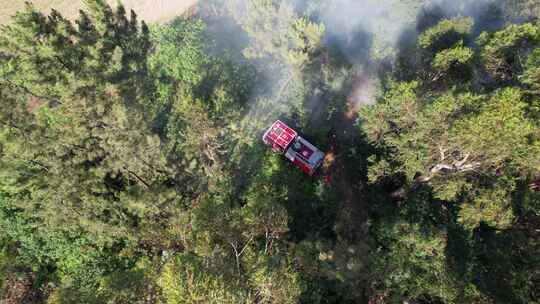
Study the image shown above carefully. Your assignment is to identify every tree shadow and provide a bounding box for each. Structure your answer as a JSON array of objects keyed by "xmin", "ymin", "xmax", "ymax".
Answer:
[
  {"xmin": 416, "ymin": 0, "xmax": 505, "ymax": 35},
  {"xmin": 196, "ymin": 4, "xmax": 250, "ymax": 60},
  {"xmin": 470, "ymin": 224, "xmax": 539, "ymax": 303}
]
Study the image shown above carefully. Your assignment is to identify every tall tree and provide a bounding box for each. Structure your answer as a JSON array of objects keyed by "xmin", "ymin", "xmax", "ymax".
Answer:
[
  {"xmin": 0, "ymin": 0, "xmax": 169, "ymax": 245},
  {"xmin": 361, "ymin": 21, "xmax": 540, "ymax": 230}
]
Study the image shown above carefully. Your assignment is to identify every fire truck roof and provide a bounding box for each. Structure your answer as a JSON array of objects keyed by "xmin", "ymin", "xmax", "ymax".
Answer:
[{"xmin": 263, "ymin": 120, "xmax": 297, "ymax": 150}]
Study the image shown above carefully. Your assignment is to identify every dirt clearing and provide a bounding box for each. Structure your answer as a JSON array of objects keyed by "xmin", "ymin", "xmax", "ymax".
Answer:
[{"xmin": 0, "ymin": 0, "xmax": 198, "ymax": 25}]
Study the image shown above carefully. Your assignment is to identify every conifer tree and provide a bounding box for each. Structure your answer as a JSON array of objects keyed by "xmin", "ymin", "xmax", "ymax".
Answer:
[
  {"xmin": 361, "ymin": 21, "xmax": 540, "ymax": 230},
  {"xmin": 0, "ymin": 1, "xmax": 168, "ymax": 244}
]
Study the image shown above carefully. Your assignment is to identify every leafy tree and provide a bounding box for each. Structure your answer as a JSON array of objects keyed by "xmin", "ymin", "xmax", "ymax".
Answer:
[
  {"xmin": 0, "ymin": 1, "xmax": 184, "ymax": 300},
  {"xmin": 478, "ymin": 22, "xmax": 540, "ymax": 81},
  {"xmin": 1, "ymin": 0, "xmax": 540, "ymax": 303},
  {"xmin": 229, "ymin": 0, "xmax": 325, "ymax": 125},
  {"xmin": 148, "ymin": 17, "xmax": 208, "ymax": 106},
  {"xmin": 502, "ymin": 0, "xmax": 540, "ymax": 20},
  {"xmin": 362, "ymin": 76, "xmax": 539, "ymax": 230},
  {"xmin": 230, "ymin": 0, "xmax": 324, "ymax": 69},
  {"xmin": 418, "ymin": 17, "xmax": 473, "ymax": 53},
  {"xmin": 471, "ymin": 226, "xmax": 540, "ymax": 304},
  {"xmin": 521, "ymin": 48, "xmax": 540, "ymax": 91},
  {"xmin": 369, "ymin": 220, "xmax": 461, "ymax": 303},
  {"xmin": 0, "ymin": 0, "xmax": 175, "ymax": 246},
  {"xmin": 431, "ymin": 41, "xmax": 474, "ymax": 79},
  {"xmin": 363, "ymin": 16, "xmax": 540, "ymax": 303},
  {"xmin": 159, "ymin": 253, "xmax": 251, "ymax": 304},
  {"xmin": 432, "ymin": 42, "xmax": 473, "ymax": 70},
  {"xmin": 458, "ymin": 188, "xmax": 515, "ymax": 230}
]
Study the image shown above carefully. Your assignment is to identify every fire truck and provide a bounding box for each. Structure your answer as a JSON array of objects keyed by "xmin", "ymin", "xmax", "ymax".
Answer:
[{"xmin": 262, "ymin": 120, "xmax": 325, "ymax": 175}]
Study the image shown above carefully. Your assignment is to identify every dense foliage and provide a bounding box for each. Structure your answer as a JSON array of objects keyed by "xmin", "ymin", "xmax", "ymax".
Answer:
[{"xmin": 0, "ymin": 0, "xmax": 538, "ymax": 303}]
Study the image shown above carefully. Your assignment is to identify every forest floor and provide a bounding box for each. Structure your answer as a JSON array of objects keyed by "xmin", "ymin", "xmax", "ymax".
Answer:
[
  {"xmin": 319, "ymin": 66, "xmax": 377, "ymax": 300},
  {"xmin": 324, "ymin": 67, "xmax": 377, "ymax": 241},
  {"xmin": 0, "ymin": 0, "xmax": 198, "ymax": 25}
]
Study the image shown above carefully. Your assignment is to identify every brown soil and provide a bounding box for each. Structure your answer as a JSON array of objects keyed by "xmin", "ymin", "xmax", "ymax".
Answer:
[
  {"xmin": 323, "ymin": 68, "xmax": 377, "ymax": 241},
  {"xmin": 0, "ymin": 0, "xmax": 199, "ymax": 25},
  {"xmin": 113, "ymin": 0, "xmax": 199, "ymax": 22},
  {"xmin": 319, "ymin": 68, "xmax": 377, "ymax": 302},
  {"xmin": 0, "ymin": 273, "xmax": 43, "ymax": 304}
]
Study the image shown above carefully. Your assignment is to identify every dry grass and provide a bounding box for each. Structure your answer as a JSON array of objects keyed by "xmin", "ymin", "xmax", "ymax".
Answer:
[{"xmin": 0, "ymin": 0, "xmax": 198, "ymax": 25}]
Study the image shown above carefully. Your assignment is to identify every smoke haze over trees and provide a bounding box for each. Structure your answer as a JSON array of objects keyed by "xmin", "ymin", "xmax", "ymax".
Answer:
[{"xmin": 0, "ymin": 0, "xmax": 539, "ymax": 303}]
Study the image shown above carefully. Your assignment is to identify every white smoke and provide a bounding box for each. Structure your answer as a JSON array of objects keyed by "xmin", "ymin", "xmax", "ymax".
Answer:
[
  {"xmin": 314, "ymin": 0, "xmax": 426, "ymax": 61},
  {"xmin": 313, "ymin": 0, "xmax": 501, "ymax": 62}
]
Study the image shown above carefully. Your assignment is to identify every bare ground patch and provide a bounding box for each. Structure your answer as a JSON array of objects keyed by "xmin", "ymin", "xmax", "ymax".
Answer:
[{"xmin": 0, "ymin": 0, "xmax": 198, "ymax": 25}]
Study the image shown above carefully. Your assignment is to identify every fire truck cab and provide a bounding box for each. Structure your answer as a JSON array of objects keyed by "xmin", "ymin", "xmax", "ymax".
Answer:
[{"xmin": 262, "ymin": 120, "xmax": 325, "ymax": 175}]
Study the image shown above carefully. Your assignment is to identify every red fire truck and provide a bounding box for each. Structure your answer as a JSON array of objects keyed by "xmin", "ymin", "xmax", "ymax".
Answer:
[{"xmin": 262, "ymin": 120, "xmax": 325, "ymax": 175}]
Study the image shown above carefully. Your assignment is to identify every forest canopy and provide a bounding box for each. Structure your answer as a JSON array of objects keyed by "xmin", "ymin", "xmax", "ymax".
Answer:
[{"xmin": 0, "ymin": 0, "xmax": 539, "ymax": 303}]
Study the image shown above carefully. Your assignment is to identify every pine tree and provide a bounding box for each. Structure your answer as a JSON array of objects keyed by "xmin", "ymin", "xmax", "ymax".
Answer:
[
  {"xmin": 0, "ymin": 1, "xmax": 168, "ymax": 244},
  {"xmin": 361, "ymin": 18, "xmax": 540, "ymax": 231},
  {"xmin": 478, "ymin": 21, "xmax": 540, "ymax": 82}
]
